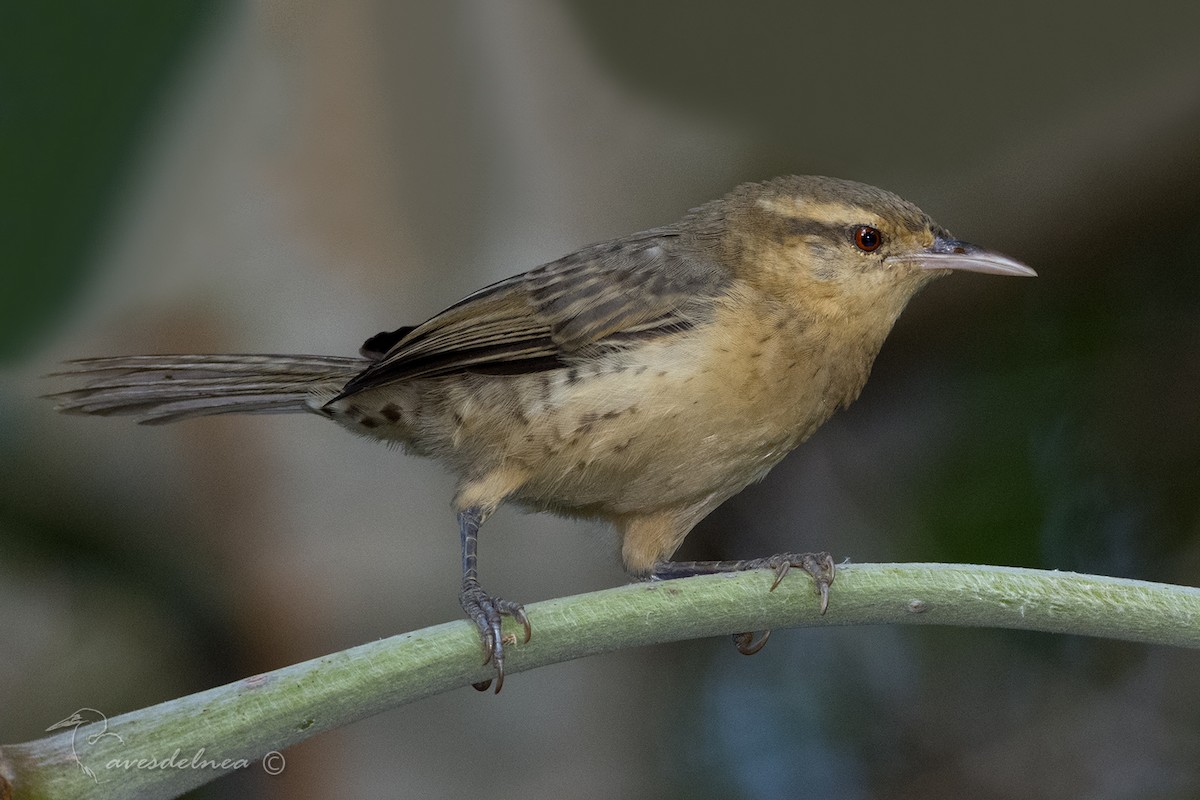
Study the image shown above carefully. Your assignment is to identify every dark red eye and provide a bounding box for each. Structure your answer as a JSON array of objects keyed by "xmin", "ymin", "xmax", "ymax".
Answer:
[{"xmin": 853, "ymin": 226, "xmax": 882, "ymax": 252}]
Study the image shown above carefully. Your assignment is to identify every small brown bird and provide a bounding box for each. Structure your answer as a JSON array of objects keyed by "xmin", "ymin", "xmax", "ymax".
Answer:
[{"xmin": 50, "ymin": 175, "xmax": 1035, "ymax": 690}]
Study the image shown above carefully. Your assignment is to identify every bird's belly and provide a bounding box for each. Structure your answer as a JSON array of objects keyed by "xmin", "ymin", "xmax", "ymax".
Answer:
[
  {"xmin": 503, "ymin": 336, "xmax": 833, "ymax": 516},
  {"xmin": 510, "ymin": 415, "xmax": 798, "ymax": 516}
]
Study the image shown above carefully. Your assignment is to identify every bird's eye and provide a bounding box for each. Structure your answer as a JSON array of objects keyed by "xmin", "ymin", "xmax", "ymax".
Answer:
[{"xmin": 853, "ymin": 226, "xmax": 883, "ymax": 252}]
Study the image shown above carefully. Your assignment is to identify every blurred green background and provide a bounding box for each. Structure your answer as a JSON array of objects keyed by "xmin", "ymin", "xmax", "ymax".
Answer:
[{"xmin": 3, "ymin": 2, "xmax": 1199, "ymax": 798}]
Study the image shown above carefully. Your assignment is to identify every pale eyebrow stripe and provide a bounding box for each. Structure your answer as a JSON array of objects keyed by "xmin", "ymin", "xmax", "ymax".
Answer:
[{"xmin": 755, "ymin": 196, "xmax": 880, "ymax": 226}]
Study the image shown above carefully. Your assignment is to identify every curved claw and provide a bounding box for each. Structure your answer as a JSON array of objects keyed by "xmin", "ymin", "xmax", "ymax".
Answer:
[
  {"xmin": 769, "ymin": 561, "xmax": 791, "ymax": 591},
  {"xmin": 479, "ymin": 623, "xmax": 496, "ymax": 666},
  {"xmin": 732, "ymin": 629, "xmax": 771, "ymax": 656},
  {"xmin": 512, "ymin": 605, "xmax": 532, "ymax": 644}
]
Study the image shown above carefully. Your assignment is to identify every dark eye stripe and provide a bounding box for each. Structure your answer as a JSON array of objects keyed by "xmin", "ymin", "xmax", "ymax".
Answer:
[{"xmin": 782, "ymin": 219, "xmax": 848, "ymax": 242}]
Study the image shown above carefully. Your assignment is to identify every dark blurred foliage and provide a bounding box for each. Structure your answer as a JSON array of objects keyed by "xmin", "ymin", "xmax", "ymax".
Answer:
[
  {"xmin": 4, "ymin": 2, "xmax": 1200, "ymax": 799},
  {"xmin": 0, "ymin": 2, "xmax": 226, "ymax": 362}
]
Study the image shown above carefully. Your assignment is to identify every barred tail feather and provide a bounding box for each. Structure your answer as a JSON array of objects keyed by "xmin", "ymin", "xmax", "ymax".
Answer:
[{"xmin": 47, "ymin": 354, "xmax": 372, "ymax": 425}]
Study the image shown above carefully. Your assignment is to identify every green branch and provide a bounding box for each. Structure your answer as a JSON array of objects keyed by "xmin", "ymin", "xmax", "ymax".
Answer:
[{"xmin": 3, "ymin": 563, "xmax": 1198, "ymax": 799}]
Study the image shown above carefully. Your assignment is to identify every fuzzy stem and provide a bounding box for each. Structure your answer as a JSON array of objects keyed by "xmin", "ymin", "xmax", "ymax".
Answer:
[{"xmin": 3, "ymin": 563, "xmax": 1198, "ymax": 799}]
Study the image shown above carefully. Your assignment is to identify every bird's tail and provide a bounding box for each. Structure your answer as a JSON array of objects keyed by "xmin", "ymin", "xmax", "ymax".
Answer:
[{"xmin": 48, "ymin": 354, "xmax": 372, "ymax": 425}]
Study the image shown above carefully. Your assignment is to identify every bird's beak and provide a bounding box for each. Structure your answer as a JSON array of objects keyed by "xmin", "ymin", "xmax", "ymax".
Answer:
[{"xmin": 887, "ymin": 235, "xmax": 1037, "ymax": 277}]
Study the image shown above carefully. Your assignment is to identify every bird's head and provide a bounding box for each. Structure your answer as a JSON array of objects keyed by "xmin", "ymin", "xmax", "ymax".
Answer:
[{"xmin": 699, "ymin": 175, "xmax": 1035, "ymax": 324}]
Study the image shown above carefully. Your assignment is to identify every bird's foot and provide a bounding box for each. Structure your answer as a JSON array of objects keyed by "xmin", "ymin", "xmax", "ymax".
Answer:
[
  {"xmin": 729, "ymin": 551, "xmax": 835, "ymax": 654},
  {"xmin": 744, "ymin": 551, "xmax": 836, "ymax": 610},
  {"xmin": 459, "ymin": 579, "xmax": 531, "ymax": 693},
  {"xmin": 651, "ymin": 551, "xmax": 836, "ymax": 655}
]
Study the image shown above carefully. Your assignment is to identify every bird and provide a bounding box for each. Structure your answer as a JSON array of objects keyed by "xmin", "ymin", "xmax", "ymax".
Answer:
[{"xmin": 49, "ymin": 175, "xmax": 1036, "ymax": 691}]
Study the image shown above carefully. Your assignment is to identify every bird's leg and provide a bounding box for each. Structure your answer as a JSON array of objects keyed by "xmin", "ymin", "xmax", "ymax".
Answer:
[
  {"xmin": 458, "ymin": 507, "xmax": 531, "ymax": 693},
  {"xmin": 650, "ymin": 552, "xmax": 836, "ymax": 655}
]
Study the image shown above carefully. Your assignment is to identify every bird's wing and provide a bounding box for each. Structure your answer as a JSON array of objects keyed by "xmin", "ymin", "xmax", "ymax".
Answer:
[{"xmin": 337, "ymin": 229, "xmax": 729, "ymax": 395}]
